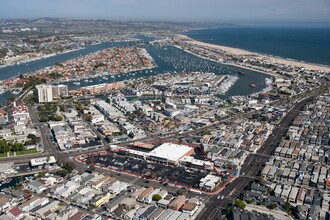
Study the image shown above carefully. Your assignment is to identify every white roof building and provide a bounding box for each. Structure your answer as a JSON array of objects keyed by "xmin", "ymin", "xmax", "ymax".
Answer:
[
  {"xmin": 147, "ymin": 143, "xmax": 194, "ymax": 164},
  {"xmin": 199, "ymin": 174, "xmax": 221, "ymax": 191},
  {"xmin": 36, "ymin": 84, "xmax": 53, "ymax": 103},
  {"xmin": 30, "ymin": 156, "xmax": 56, "ymax": 167}
]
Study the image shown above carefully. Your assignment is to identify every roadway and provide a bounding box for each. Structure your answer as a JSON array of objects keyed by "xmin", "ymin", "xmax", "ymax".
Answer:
[
  {"xmin": 195, "ymin": 95, "xmax": 315, "ymax": 220},
  {"xmin": 0, "ymin": 86, "xmax": 321, "ymax": 220}
]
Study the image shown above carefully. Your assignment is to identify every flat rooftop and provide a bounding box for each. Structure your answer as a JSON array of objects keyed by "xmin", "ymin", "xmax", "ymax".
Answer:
[{"xmin": 148, "ymin": 142, "xmax": 193, "ymax": 162}]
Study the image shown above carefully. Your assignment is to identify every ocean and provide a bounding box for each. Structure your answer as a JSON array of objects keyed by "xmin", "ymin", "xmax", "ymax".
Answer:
[{"xmin": 186, "ymin": 26, "xmax": 330, "ymax": 66}]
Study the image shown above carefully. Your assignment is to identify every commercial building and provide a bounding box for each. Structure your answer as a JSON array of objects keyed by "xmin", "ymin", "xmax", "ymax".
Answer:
[
  {"xmin": 147, "ymin": 143, "xmax": 194, "ymax": 165},
  {"xmin": 30, "ymin": 156, "xmax": 56, "ymax": 167},
  {"xmin": 36, "ymin": 84, "xmax": 53, "ymax": 103},
  {"xmin": 199, "ymin": 174, "xmax": 221, "ymax": 191}
]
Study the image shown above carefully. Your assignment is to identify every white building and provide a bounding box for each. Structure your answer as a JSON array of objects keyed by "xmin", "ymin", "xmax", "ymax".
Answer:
[
  {"xmin": 11, "ymin": 103, "xmax": 30, "ymax": 125},
  {"xmin": 30, "ymin": 156, "xmax": 56, "ymax": 167},
  {"xmin": 107, "ymin": 181, "xmax": 128, "ymax": 195},
  {"xmin": 52, "ymin": 84, "xmax": 68, "ymax": 98},
  {"xmin": 147, "ymin": 143, "xmax": 194, "ymax": 165},
  {"xmin": 36, "ymin": 84, "xmax": 53, "ymax": 103},
  {"xmin": 28, "ymin": 181, "xmax": 46, "ymax": 194},
  {"xmin": 199, "ymin": 175, "xmax": 221, "ymax": 191}
]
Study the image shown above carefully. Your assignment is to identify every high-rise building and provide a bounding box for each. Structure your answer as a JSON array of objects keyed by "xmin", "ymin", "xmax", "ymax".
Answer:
[
  {"xmin": 36, "ymin": 84, "xmax": 53, "ymax": 103},
  {"xmin": 52, "ymin": 84, "xmax": 68, "ymax": 98}
]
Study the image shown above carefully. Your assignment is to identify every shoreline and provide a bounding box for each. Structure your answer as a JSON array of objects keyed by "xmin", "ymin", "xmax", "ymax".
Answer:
[
  {"xmin": 176, "ymin": 34, "xmax": 330, "ymax": 73},
  {"xmin": 0, "ymin": 47, "xmax": 85, "ymax": 69},
  {"xmin": 174, "ymin": 45, "xmax": 277, "ymax": 77}
]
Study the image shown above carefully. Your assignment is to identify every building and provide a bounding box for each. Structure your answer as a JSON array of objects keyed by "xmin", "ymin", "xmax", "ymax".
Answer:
[
  {"xmin": 181, "ymin": 199, "xmax": 199, "ymax": 215},
  {"xmin": 11, "ymin": 103, "xmax": 30, "ymax": 125},
  {"xmin": 147, "ymin": 143, "xmax": 194, "ymax": 165},
  {"xmin": 157, "ymin": 194, "xmax": 174, "ymax": 209},
  {"xmin": 28, "ymin": 181, "xmax": 46, "ymax": 194},
  {"xmin": 0, "ymin": 109, "xmax": 8, "ymax": 123},
  {"xmin": 81, "ymin": 83, "xmax": 122, "ymax": 94},
  {"xmin": 137, "ymin": 187, "xmax": 154, "ymax": 202},
  {"xmin": 90, "ymin": 193, "xmax": 111, "ymax": 208},
  {"xmin": 36, "ymin": 84, "xmax": 53, "ymax": 103},
  {"xmin": 250, "ymin": 183, "xmax": 268, "ymax": 194},
  {"xmin": 7, "ymin": 207, "xmax": 23, "ymax": 220},
  {"xmin": 30, "ymin": 156, "xmax": 56, "ymax": 167},
  {"xmin": 168, "ymin": 195, "xmax": 186, "ymax": 211},
  {"xmin": 0, "ymin": 163, "xmax": 15, "ymax": 174},
  {"xmin": 52, "ymin": 84, "xmax": 68, "ymax": 98},
  {"xmin": 199, "ymin": 175, "xmax": 221, "ymax": 191}
]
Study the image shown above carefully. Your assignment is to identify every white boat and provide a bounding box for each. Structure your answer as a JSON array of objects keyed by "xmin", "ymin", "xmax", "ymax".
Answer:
[
  {"xmin": 11, "ymin": 90, "xmax": 20, "ymax": 95},
  {"xmin": 73, "ymin": 82, "xmax": 81, "ymax": 85}
]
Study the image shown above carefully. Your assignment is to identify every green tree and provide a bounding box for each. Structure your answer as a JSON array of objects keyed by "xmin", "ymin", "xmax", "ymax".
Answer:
[
  {"xmin": 269, "ymin": 203, "xmax": 277, "ymax": 210},
  {"xmin": 246, "ymin": 199, "xmax": 254, "ymax": 204},
  {"xmin": 56, "ymin": 169, "xmax": 70, "ymax": 177},
  {"xmin": 268, "ymin": 188, "xmax": 275, "ymax": 196},
  {"xmin": 38, "ymin": 171, "xmax": 47, "ymax": 178},
  {"xmin": 11, "ymin": 143, "xmax": 24, "ymax": 152},
  {"xmin": 152, "ymin": 194, "xmax": 162, "ymax": 201},
  {"xmin": 26, "ymin": 134, "xmax": 39, "ymax": 145},
  {"xmin": 284, "ymin": 201, "xmax": 292, "ymax": 214},
  {"xmin": 63, "ymin": 162, "xmax": 75, "ymax": 172},
  {"xmin": 54, "ymin": 115, "xmax": 63, "ymax": 121},
  {"xmin": 235, "ymin": 200, "xmax": 246, "ymax": 209},
  {"xmin": 75, "ymin": 103, "xmax": 83, "ymax": 111},
  {"xmin": 40, "ymin": 116, "xmax": 49, "ymax": 122}
]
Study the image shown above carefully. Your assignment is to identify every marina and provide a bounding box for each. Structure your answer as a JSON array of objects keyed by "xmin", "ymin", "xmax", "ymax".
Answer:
[{"xmin": 0, "ymin": 41, "xmax": 269, "ymax": 104}]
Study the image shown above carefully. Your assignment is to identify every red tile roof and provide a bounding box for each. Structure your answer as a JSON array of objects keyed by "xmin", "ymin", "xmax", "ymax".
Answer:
[{"xmin": 9, "ymin": 207, "xmax": 22, "ymax": 217}]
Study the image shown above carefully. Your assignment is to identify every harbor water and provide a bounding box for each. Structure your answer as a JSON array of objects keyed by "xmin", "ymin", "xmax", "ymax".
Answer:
[{"xmin": 0, "ymin": 39, "xmax": 269, "ymax": 104}]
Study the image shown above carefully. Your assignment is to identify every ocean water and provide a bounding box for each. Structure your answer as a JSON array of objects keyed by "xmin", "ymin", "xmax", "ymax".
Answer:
[{"xmin": 187, "ymin": 27, "xmax": 330, "ymax": 66}]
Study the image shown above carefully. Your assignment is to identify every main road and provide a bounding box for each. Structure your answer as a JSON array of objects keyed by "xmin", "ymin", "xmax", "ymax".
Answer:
[
  {"xmin": 0, "ymin": 86, "xmax": 322, "ymax": 220},
  {"xmin": 195, "ymin": 95, "xmax": 316, "ymax": 220}
]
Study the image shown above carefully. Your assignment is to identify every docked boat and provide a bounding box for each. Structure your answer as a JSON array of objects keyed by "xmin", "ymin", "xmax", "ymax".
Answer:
[{"xmin": 73, "ymin": 82, "xmax": 81, "ymax": 85}]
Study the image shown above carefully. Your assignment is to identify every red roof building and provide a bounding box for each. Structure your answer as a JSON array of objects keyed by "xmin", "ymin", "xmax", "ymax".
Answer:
[{"xmin": 8, "ymin": 207, "xmax": 23, "ymax": 219}]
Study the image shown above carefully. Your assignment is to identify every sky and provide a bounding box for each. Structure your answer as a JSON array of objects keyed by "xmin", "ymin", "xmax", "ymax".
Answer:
[{"xmin": 0, "ymin": 0, "xmax": 329, "ymax": 24}]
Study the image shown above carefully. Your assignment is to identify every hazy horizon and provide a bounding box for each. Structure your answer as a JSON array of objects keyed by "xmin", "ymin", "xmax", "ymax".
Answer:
[{"xmin": 0, "ymin": 0, "xmax": 329, "ymax": 24}]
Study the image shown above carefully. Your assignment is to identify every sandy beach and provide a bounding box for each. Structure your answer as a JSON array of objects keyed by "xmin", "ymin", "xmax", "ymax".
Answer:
[{"xmin": 176, "ymin": 34, "xmax": 330, "ymax": 73}]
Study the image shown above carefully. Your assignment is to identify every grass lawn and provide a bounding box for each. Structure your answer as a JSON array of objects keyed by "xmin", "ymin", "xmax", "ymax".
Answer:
[
  {"xmin": 14, "ymin": 148, "xmax": 39, "ymax": 156},
  {"xmin": 0, "ymin": 148, "xmax": 39, "ymax": 158}
]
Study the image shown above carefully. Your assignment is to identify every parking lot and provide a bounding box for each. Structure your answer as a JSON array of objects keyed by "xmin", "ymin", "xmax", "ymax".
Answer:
[{"xmin": 84, "ymin": 152, "xmax": 210, "ymax": 189}]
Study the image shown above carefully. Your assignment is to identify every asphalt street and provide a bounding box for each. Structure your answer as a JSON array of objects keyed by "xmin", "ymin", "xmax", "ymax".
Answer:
[{"xmin": 195, "ymin": 96, "xmax": 315, "ymax": 220}]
